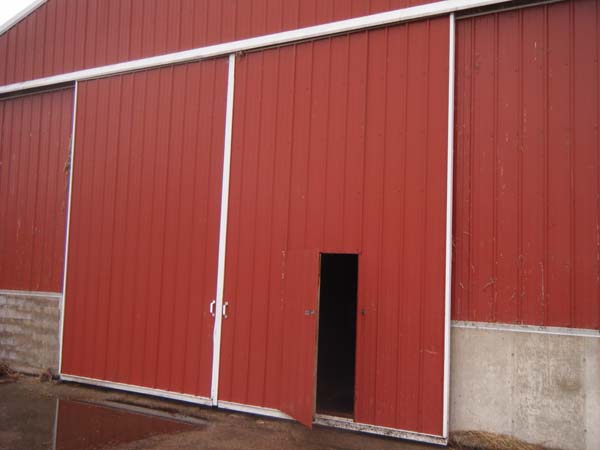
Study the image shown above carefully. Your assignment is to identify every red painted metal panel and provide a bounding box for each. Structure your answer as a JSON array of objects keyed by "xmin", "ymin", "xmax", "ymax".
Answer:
[
  {"xmin": 60, "ymin": 58, "xmax": 228, "ymax": 397},
  {"xmin": 0, "ymin": 28, "xmax": 6, "ymax": 83},
  {"xmin": 220, "ymin": 18, "xmax": 449, "ymax": 435},
  {"xmin": 0, "ymin": 88, "xmax": 73, "ymax": 292},
  {"xmin": 280, "ymin": 249, "xmax": 320, "ymax": 428},
  {"xmin": 453, "ymin": 0, "xmax": 600, "ymax": 329},
  {"xmin": 0, "ymin": 0, "xmax": 431, "ymax": 86},
  {"xmin": 60, "ymin": 0, "xmax": 74, "ymax": 74}
]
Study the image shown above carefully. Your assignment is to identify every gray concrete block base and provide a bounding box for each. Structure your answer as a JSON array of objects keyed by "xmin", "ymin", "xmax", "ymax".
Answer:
[
  {"xmin": 0, "ymin": 291, "xmax": 61, "ymax": 374},
  {"xmin": 450, "ymin": 324, "xmax": 600, "ymax": 450}
]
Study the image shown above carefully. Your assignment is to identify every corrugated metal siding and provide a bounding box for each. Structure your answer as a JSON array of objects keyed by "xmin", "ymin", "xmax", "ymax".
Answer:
[
  {"xmin": 453, "ymin": 0, "xmax": 600, "ymax": 329},
  {"xmin": 0, "ymin": 0, "xmax": 431, "ymax": 86},
  {"xmin": 219, "ymin": 18, "xmax": 449, "ymax": 435},
  {"xmin": 60, "ymin": 58, "xmax": 228, "ymax": 397},
  {"xmin": 0, "ymin": 88, "xmax": 73, "ymax": 292}
]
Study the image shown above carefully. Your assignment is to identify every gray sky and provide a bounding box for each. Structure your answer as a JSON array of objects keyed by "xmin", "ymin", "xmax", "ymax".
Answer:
[{"xmin": 0, "ymin": 0, "xmax": 38, "ymax": 30}]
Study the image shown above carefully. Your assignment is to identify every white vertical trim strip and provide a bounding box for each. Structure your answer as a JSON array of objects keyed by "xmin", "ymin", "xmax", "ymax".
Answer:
[
  {"xmin": 442, "ymin": 13, "xmax": 456, "ymax": 440},
  {"xmin": 211, "ymin": 54, "xmax": 236, "ymax": 404},
  {"xmin": 57, "ymin": 81, "xmax": 78, "ymax": 375}
]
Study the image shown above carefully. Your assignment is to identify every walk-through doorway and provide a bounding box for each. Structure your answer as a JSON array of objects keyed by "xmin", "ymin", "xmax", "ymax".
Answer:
[{"xmin": 316, "ymin": 253, "xmax": 358, "ymax": 418}]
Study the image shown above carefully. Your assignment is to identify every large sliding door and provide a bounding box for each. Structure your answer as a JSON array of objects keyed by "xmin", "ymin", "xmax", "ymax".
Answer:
[
  {"xmin": 59, "ymin": 16, "xmax": 450, "ymax": 438},
  {"xmin": 218, "ymin": 18, "xmax": 449, "ymax": 436},
  {"xmin": 61, "ymin": 58, "xmax": 229, "ymax": 399}
]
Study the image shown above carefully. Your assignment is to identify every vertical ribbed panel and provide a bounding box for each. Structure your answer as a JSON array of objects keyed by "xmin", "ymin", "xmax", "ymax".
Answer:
[
  {"xmin": 219, "ymin": 18, "xmax": 449, "ymax": 436},
  {"xmin": 453, "ymin": 0, "xmax": 600, "ymax": 329},
  {"xmin": 61, "ymin": 58, "xmax": 228, "ymax": 397},
  {"xmin": 0, "ymin": 88, "xmax": 73, "ymax": 292},
  {"xmin": 0, "ymin": 0, "xmax": 431, "ymax": 86}
]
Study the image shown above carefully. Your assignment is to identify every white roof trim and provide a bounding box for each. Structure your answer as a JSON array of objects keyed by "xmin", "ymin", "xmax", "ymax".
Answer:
[
  {"xmin": 0, "ymin": 0, "xmax": 516, "ymax": 95},
  {"xmin": 0, "ymin": 0, "xmax": 47, "ymax": 37}
]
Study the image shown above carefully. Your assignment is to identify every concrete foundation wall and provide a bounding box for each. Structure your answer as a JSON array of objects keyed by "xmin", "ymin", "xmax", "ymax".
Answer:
[
  {"xmin": 450, "ymin": 324, "xmax": 600, "ymax": 450},
  {"xmin": 0, "ymin": 291, "xmax": 61, "ymax": 374}
]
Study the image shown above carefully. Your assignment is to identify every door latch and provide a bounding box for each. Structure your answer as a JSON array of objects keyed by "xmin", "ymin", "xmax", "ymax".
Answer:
[
  {"xmin": 304, "ymin": 309, "xmax": 315, "ymax": 316},
  {"xmin": 222, "ymin": 301, "xmax": 229, "ymax": 318},
  {"xmin": 209, "ymin": 300, "xmax": 216, "ymax": 317}
]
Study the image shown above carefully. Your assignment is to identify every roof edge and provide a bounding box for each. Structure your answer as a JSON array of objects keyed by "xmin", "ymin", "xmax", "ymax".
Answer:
[{"xmin": 0, "ymin": 0, "xmax": 47, "ymax": 37}]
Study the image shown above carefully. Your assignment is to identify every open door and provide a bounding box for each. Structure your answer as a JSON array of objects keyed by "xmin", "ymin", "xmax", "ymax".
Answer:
[{"xmin": 279, "ymin": 249, "xmax": 320, "ymax": 428}]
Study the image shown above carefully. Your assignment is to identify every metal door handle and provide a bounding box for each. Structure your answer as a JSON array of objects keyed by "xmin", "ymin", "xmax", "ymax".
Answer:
[
  {"xmin": 209, "ymin": 300, "xmax": 216, "ymax": 317},
  {"xmin": 222, "ymin": 301, "xmax": 229, "ymax": 318}
]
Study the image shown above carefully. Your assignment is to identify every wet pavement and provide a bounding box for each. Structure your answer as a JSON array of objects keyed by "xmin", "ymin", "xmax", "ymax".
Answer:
[
  {"xmin": 0, "ymin": 376, "xmax": 439, "ymax": 450},
  {"xmin": 0, "ymin": 381, "xmax": 202, "ymax": 450}
]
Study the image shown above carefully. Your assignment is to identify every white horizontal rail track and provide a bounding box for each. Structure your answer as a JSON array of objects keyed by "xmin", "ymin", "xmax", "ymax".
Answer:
[{"xmin": 0, "ymin": 0, "xmax": 514, "ymax": 95}]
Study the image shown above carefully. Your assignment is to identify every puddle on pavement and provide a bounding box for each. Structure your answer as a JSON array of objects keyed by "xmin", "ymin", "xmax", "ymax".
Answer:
[{"xmin": 54, "ymin": 399, "xmax": 202, "ymax": 450}]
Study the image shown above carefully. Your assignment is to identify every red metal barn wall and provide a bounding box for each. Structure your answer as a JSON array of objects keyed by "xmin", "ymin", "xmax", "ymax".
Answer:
[
  {"xmin": 219, "ymin": 17, "xmax": 449, "ymax": 435},
  {"xmin": 453, "ymin": 0, "xmax": 600, "ymax": 329},
  {"xmin": 0, "ymin": 88, "xmax": 73, "ymax": 292},
  {"xmin": 60, "ymin": 59, "xmax": 228, "ymax": 397},
  {"xmin": 0, "ymin": 0, "xmax": 597, "ymax": 443},
  {"xmin": 0, "ymin": 0, "xmax": 431, "ymax": 86}
]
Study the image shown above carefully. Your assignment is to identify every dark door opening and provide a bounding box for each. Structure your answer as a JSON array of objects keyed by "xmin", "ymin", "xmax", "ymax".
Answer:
[{"xmin": 316, "ymin": 253, "xmax": 358, "ymax": 419}]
